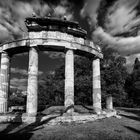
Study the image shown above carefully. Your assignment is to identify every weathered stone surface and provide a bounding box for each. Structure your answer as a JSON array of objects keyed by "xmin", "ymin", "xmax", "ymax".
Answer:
[
  {"xmin": 74, "ymin": 37, "xmax": 84, "ymax": 45},
  {"xmin": 0, "ymin": 110, "xmax": 117, "ymax": 124},
  {"xmin": 22, "ymin": 113, "xmax": 36, "ymax": 123},
  {"xmin": 29, "ymin": 32, "xmax": 42, "ymax": 38},
  {"xmin": 0, "ymin": 52, "xmax": 10, "ymax": 113},
  {"xmin": 90, "ymin": 41, "xmax": 94, "ymax": 48},
  {"xmin": 106, "ymin": 95, "xmax": 113, "ymax": 110},
  {"xmin": 30, "ymin": 38, "xmax": 42, "ymax": 46},
  {"xmin": 0, "ymin": 31, "xmax": 103, "ymax": 58},
  {"xmin": 92, "ymin": 58, "xmax": 102, "ymax": 114},
  {"xmin": 47, "ymin": 31, "xmax": 57, "ymax": 39},
  {"xmin": 43, "ymin": 110, "xmax": 117, "ymax": 125},
  {"xmin": 65, "ymin": 49, "xmax": 74, "ymax": 114},
  {"xmin": 26, "ymin": 47, "xmax": 38, "ymax": 116}
]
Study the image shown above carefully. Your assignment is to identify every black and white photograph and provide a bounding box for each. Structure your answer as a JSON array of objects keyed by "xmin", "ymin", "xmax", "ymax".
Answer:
[{"xmin": 0, "ymin": 0, "xmax": 139, "ymax": 139}]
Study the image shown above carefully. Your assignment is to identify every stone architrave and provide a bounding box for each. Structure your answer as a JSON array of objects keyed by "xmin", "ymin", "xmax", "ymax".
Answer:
[
  {"xmin": 0, "ymin": 51, "xmax": 10, "ymax": 113},
  {"xmin": 26, "ymin": 47, "xmax": 38, "ymax": 116},
  {"xmin": 65, "ymin": 49, "xmax": 74, "ymax": 114},
  {"xmin": 92, "ymin": 58, "xmax": 102, "ymax": 114},
  {"xmin": 106, "ymin": 95, "xmax": 113, "ymax": 110}
]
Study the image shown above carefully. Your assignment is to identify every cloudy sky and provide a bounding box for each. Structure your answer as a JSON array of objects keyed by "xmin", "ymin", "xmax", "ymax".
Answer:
[{"xmin": 0, "ymin": 0, "xmax": 140, "ymax": 91}]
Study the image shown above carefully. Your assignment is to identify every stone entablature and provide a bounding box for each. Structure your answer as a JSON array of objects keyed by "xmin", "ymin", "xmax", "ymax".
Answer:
[{"xmin": 0, "ymin": 32, "xmax": 102, "ymax": 58}]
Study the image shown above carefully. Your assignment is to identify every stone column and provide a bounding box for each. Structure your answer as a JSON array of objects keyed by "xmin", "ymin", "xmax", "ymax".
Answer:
[
  {"xmin": 26, "ymin": 47, "xmax": 38, "ymax": 116},
  {"xmin": 106, "ymin": 95, "xmax": 113, "ymax": 110},
  {"xmin": 65, "ymin": 49, "xmax": 74, "ymax": 114},
  {"xmin": 0, "ymin": 51, "xmax": 10, "ymax": 113},
  {"xmin": 92, "ymin": 58, "xmax": 102, "ymax": 114}
]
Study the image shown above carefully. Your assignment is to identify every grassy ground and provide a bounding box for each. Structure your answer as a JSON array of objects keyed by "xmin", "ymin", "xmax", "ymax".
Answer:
[{"xmin": 0, "ymin": 107, "xmax": 140, "ymax": 140}]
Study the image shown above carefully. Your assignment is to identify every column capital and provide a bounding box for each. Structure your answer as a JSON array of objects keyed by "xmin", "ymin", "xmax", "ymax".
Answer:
[
  {"xmin": 29, "ymin": 46, "xmax": 40, "ymax": 52},
  {"xmin": 1, "ymin": 51, "xmax": 13, "ymax": 58},
  {"xmin": 64, "ymin": 48, "xmax": 74, "ymax": 53},
  {"xmin": 92, "ymin": 56, "xmax": 100, "ymax": 61},
  {"xmin": 1, "ymin": 51, "xmax": 8, "ymax": 56}
]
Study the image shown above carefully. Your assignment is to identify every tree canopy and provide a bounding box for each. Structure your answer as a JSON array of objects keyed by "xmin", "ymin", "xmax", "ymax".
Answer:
[{"xmin": 37, "ymin": 48, "xmax": 136, "ymax": 110}]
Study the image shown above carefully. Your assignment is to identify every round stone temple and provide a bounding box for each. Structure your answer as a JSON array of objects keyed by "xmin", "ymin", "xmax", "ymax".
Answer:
[{"xmin": 0, "ymin": 16, "xmax": 105, "ymax": 123}]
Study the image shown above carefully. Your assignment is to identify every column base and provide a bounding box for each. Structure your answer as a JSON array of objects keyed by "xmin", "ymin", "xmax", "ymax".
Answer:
[
  {"xmin": 22, "ymin": 113, "xmax": 37, "ymax": 124},
  {"xmin": 64, "ymin": 104, "xmax": 75, "ymax": 115},
  {"xmin": 0, "ymin": 100, "xmax": 8, "ymax": 113},
  {"xmin": 93, "ymin": 107, "xmax": 102, "ymax": 115},
  {"xmin": 106, "ymin": 96, "xmax": 113, "ymax": 110}
]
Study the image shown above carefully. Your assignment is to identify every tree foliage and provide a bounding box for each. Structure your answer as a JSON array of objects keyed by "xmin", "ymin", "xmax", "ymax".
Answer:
[
  {"xmin": 101, "ymin": 48, "xmax": 129, "ymax": 107},
  {"xmin": 38, "ymin": 48, "xmax": 135, "ymax": 109},
  {"xmin": 125, "ymin": 58, "xmax": 140, "ymax": 107}
]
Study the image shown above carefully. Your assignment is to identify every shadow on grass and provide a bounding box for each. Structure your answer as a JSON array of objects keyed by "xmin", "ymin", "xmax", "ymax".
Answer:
[
  {"xmin": 74, "ymin": 104, "xmax": 97, "ymax": 114},
  {"xmin": 118, "ymin": 108, "xmax": 140, "ymax": 117},
  {"xmin": 0, "ymin": 105, "xmax": 78, "ymax": 140},
  {"xmin": 120, "ymin": 114, "xmax": 140, "ymax": 122},
  {"xmin": 118, "ymin": 107, "xmax": 140, "ymax": 122},
  {"xmin": 124, "ymin": 126, "xmax": 140, "ymax": 134},
  {"xmin": 0, "ymin": 113, "xmax": 61, "ymax": 140}
]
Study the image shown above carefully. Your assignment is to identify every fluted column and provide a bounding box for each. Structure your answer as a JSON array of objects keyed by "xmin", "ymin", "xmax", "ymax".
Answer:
[
  {"xmin": 26, "ymin": 47, "xmax": 38, "ymax": 116},
  {"xmin": 92, "ymin": 58, "xmax": 102, "ymax": 114},
  {"xmin": 106, "ymin": 95, "xmax": 113, "ymax": 110},
  {"xmin": 65, "ymin": 49, "xmax": 74, "ymax": 114},
  {"xmin": 0, "ymin": 51, "xmax": 10, "ymax": 113}
]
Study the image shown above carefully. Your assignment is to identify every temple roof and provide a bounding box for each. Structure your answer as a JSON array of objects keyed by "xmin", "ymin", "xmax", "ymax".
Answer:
[
  {"xmin": 25, "ymin": 16, "xmax": 79, "ymax": 28},
  {"xmin": 25, "ymin": 16, "xmax": 87, "ymax": 38}
]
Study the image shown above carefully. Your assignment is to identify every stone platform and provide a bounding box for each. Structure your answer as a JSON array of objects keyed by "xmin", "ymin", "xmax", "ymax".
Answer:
[{"xmin": 0, "ymin": 110, "xmax": 117, "ymax": 125}]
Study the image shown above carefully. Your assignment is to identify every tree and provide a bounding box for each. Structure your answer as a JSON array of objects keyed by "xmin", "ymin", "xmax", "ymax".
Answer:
[
  {"xmin": 38, "ymin": 48, "xmax": 129, "ymax": 108},
  {"xmin": 101, "ymin": 48, "xmax": 129, "ymax": 107},
  {"xmin": 74, "ymin": 55, "xmax": 92, "ymax": 105},
  {"xmin": 9, "ymin": 89, "xmax": 26, "ymax": 107},
  {"xmin": 125, "ymin": 58, "xmax": 140, "ymax": 107}
]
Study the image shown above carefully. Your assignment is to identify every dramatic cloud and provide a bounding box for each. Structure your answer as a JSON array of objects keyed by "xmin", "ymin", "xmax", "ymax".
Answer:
[
  {"xmin": 80, "ymin": 0, "xmax": 102, "ymax": 27},
  {"xmin": 53, "ymin": 0, "xmax": 74, "ymax": 20},
  {"xmin": 10, "ymin": 78, "xmax": 27, "ymax": 91},
  {"xmin": 93, "ymin": 27, "xmax": 140, "ymax": 56},
  {"xmin": 105, "ymin": 0, "xmax": 140, "ymax": 35},
  {"xmin": 10, "ymin": 77, "xmax": 45, "ymax": 91},
  {"xmin": 11, "ymin": 67, "xmax": 43, "ymax": 75},
  {"xmin": 81, "ymin": 0, "xmax": 140, "ymax": 55},
  {"xmin": 0, "ymin": 0, "xmax": 73, "ymax": 43},
  {"xmin": 80, "ymin": 0, "xmax": 140, "ymax": 71},
  {"xmin": 1, "ymin": 0, "xmax": 140, "ymax": 71},
  {"xmin": 0, "ymin": 0, "xmax": 33, "ymax": 42}
]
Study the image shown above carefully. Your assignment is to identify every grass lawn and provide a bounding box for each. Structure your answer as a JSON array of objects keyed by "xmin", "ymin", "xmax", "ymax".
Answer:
[{"xmin": 0, "ymin": 107, "xmax": 140, "ymax": 140}]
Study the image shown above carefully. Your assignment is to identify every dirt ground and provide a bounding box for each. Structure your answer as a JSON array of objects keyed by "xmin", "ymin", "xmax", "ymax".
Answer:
[{"xmin": 0, "ymin": 107, "xmax": 140, "ymax": 140}]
